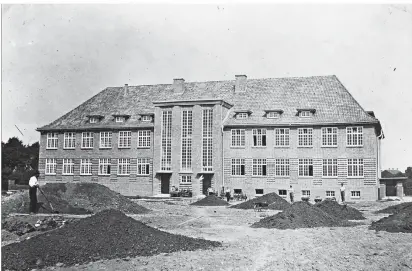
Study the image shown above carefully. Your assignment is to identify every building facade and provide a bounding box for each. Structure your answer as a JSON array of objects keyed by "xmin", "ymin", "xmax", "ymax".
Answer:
[{"xmin": 37, "ymin": 75, "xmax": 384, "ymax": 200}]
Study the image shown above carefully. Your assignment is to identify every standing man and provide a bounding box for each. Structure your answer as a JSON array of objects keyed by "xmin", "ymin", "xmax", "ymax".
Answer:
[
  {"xmin": 29, "ymin": 170, "xmax": 40, "ymax": 214},
  {"xmin": 340, "ymin": 183, "xmax": 346, "ymax": 203},
  {"xmin": 289, "ymin": 185, "xmax": 294, "ymax": 203},
  {"xmin": 225, "ymin": 187, "xmax": 231, "ymax": 202}
]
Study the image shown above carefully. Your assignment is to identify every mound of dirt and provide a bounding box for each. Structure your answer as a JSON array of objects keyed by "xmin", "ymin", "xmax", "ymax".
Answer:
[
  {"xmin": 375, "ymin": 202, "xmax": 412, "ymax": 214},
  {"xmin": 190, "ymin": 195, "xmax": 229, "ymax": 206},
  {"xmin": 1, "ymin": 229, "xmax": 19, "ymax": 242},
  {"xmin": 370, "ymin": 204, "xmax": 412, "ymax": 233},
  {"xmin": 251, "ymin": 201, "xmax": 353, "ymax": 229},
  {"xmin": 1, "ymin": 209, "xmax": 221, "ymax": 270},
  {"xmin": 231, "ymin": 192, "xmax": 290, "ymax": 210},
  {"xmin": 315, "ymin": 199, "xmax": 366, "ymax": 220}
]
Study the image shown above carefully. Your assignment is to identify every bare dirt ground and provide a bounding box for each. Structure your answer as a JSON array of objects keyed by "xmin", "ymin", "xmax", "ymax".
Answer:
[{"xmin": 4, "ymin": 198, "xmax": 412, "ymax": 271}]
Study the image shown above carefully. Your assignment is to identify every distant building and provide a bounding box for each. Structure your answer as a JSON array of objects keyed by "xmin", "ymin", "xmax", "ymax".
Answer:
[{"xmin": 37, "ymin": 75, "xmax": 384, "ymax": 200}]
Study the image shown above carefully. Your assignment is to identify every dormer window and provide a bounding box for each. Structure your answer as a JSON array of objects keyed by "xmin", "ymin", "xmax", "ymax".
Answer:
[
  {"xmin": 300, "ymin": 111, "xmax": 311, "ymax": 117},
  {"xmin": 237, "ymin": 113, "xmax": 248, "ymax": 119},
  {"xmin": 142, "ymin": 115, "xmax": 152, "ymax": 122},
  {"xmin": 89, "ymin": 117, "xmax": 98, "ymax": 124},
  {"xmin": 267, "ymin": 112, "xmax": 279, "ymax": 119},
  {"xmin": 112, "ymin": 114, "xmax": 130, "ymax": 123},
  {"xmin": 115, "ymin": 116, "xmax": 124, "ymax": 123},
  {"xmin": 87, "ymin": 115, "xmax": 103, "ymax": 123},
  {"xmin": 297, "ymin": 109, "xmax": 316, "ymax": 118}
]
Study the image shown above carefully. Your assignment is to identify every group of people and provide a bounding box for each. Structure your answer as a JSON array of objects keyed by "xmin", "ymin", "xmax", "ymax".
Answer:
[{"xmin": 288, "ymin": 183, "xmax": 346, "ymax": 203}]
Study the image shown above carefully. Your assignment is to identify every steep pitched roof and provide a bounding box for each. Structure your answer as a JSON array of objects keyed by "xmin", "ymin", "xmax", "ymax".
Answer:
[{"xmin": 37, "ymin": 75, "xmax": 381, "ymax": 131}]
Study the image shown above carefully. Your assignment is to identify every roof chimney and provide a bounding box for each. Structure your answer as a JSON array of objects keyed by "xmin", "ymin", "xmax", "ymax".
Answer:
[
  {"xmin": 173, "ymin": 78, "xmax": 185, "ymax": 94},
  {"xmin": 123, "ymin": 84, "xmax": 129, "ymax": 96},
  {"xmin": 235, "ymin": 75, "xmax": 247, "ymax": 93}
]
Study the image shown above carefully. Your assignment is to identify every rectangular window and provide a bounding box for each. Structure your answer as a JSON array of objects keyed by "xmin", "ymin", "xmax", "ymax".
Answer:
[
  {"xmin": 267, "ymin": 112, "xmax": 279, "ymax": 119},
  {"xmin": 100, "ymin": 132, "xmax": 112, "ymax": 148},
  {"xmin": 202, "ymin": 108, "xmax": 213, "ymax": 172},
  {"xmin": 118, "ymin": 131, "xmax": 132, "ymax": 148},
  {"xmin": 326, "ymin": 191, "xmax": 335, "ymax": 198},
  {"xmin": 275, "ymin": 159, "xmax": 290, "ymax": 177},
  {"xmin": 231, "ymin": 129, "xmax": 245, "ymax": 147},
  {"xmin": 45, "ymin": 158, "xmax": 56, "ymax": 175},
  {"xmin": 161, "ymin": 111, "xmax": 172, "ymax": 171},
  {"xmin": 62, "ymin": 159, "xmax": 74, "ymax": 175},
  {"xmin": 46, "ymin": 133, "xmax": 58, "ymax": 149},
  {"xmin": 298, "ymin": 128, "xmax": 313, "ymax": 147},
  {"xmin": 252, "ymin": 159, "xmax": 267, "ymax": 176},
  {"xmin": 142, "ymin": 115, "xmax": 152, "ymax": 122},
  {"xmin": 181, "ymin": 175, "xmax": 192, "ymax": 183},
  {"xmin": 351, "ymin": 191, "xmax": 361, "ymax": 198},
  {"xmin": 252, "ymin": 129, "xmax": 267, "ymax": 147},
  {"xmin": 81, "ymin": 132, "xmax": 94, "ymax": 149},
  {"xmin": 322, "ymin": 127, "xmax": 338, "ymax": 147},
  {"xmin": 89, "ymin": 117, "xmax": 98, "ymax": 123},
  {"xmin": 80, "ymin": 158, "xmax": 92, "ymax": 175},
  {"xmin": 255, "ymin": 189, "xmax": 264, "ymax": 195},
  {"xmin": 115, "ymin": 116, "xmax": 124, "ymax": 123},
  {"xmin": 275, "ymin": 128, "xmax": 290, "ymax": 147},
  {"xmin": 347, "ymin": 126, "xmax": 363, "ymax": 146},
  {"xmin": 299, "ymin": 159, "xmax": 313, "ymax": 177},
  {"xmin": 322, "ymin": 159, "xmax": 338, "ymax": 177},
  {"xmin": 117, "ymin": 158, "xmax": 130, "ymax": 175},
  {"xmin": 63, "ymin": 132, "xmax": 76, "ymax": 149},
  {"xmin": 236, "ymin": 112, "xmax": 248, "ymax": 119},
  {"xmin": 302, "ymin": 190, "xmax": 311, "ymax": 197},
  {"xmin": 231, "ymin": 158, "xmax": 245, "ymax": 176},
  {"xmin": 278, "ymin": 190, "xmax": 287, "ymax": 196},
  {"xmin": 181, "ymin": 110, "xmax": 193, "ymax": 172},
  {"xmin": 98, "ymin": 158, "xmax": 111, "ymax": 175},
  {"xmin": 137, "ymin": 130, "xmax": 151, "ymax": 148},
  {"xmin": 347, "ymin": 159, "xmax": 364, "ymax": 177},
  {"xmin": 137, "ymin": 158, "xmax": 150, "ymax": 175},
  {"xmin": 300, "ymin": 111, "xmax": 311, "ymax": 117}
]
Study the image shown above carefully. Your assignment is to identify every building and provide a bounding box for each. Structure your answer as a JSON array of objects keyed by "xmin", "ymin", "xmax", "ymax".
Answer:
[{"xmin": 37, "ymin": 75, "xmax": 384, "ymax": 201}]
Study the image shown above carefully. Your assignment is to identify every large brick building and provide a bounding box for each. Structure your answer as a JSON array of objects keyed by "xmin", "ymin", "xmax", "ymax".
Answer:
[{"xmin": 37, "ymin": 75, "xmax": 384, "ymax": 200}]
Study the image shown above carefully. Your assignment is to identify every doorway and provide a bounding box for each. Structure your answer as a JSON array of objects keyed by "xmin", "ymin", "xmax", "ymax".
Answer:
[
  {"xmin": 385, "ymin": 180, "xmax": 397, "ymax": 196},
  {"xmin": 161, "ymin": 174, "xmax": 171, "ymax": 194},
  {"xmin": 202, "ymin": 175, "xmax": 212, "ymax": 195}
]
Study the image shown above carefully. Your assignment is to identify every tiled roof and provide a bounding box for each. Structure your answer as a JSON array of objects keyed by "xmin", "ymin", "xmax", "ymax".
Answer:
[{"xmin": 37, "ymin": 75, "xmax": 380, "ymax": 131}]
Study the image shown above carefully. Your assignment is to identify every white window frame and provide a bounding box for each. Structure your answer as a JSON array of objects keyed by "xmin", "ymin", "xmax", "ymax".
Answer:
[
  {"xmin": 63, "ymin": 132, "xmax": 76, "ymax": 149},
  {"xmin": 142, "ymin": 115, "xmax": 152, "ymax": 122},
  {"xmin": 231, "ymin": 158, "xmax": 245, "ymax": 176},
  {"xmin": 347, "ymin": 158, "xmax": 364, "ymax": 177},
  {"xmin": 231, "ymin": 129, "xmax": 245, "ymax": 147},
  {"xmin": 322, "ymin": 127, "xmax": 338, "ymax": 147},
  {"xmin": 299, "ymin": 158, "xmax": 313, "ymax": 177},
  {"xmin": 252, "ymin": 129, "xmax": 267, "ymax": 147},
  {"xmin": 322, "ymin": 159, "xmax": 338, "ymax": 177},
  {"xmin": 300, "ymin": 111, "xmax": 311, "ymax": 117},
  {"xmin": 347, "ymin": 126, "xmax": 363, "ymax": 147},
  {"xmin": 255, "ymin": 189, "xmax": 264, "ymax": 195},
  {"xmin": 180, "ymin": 175, "xmax": 192, "ymax": 183},
  {"xmin": 80, "ymin": 158, "xmax": 92, "ymax": 175},
  {"xmin": 278, "ymin": 190, "xmax": 287, "ymax": 197},
  {"xmin": 89, "ymin": 117, "xmax": 98, "ymax": 123},
  {"xmin": 137, "ymin": 158, "xmax": 150, "ymax": 175},
  {"xmin": 202, "ymin": 108, "xmax": 213, "ymax": 172},
  {"xmin": 81, "ymin": 132, "xmax": 94, "ymax": 149},
  {"xmin": 181, "ymin": 110, "xmax": 193, "ymax": 172},
  {"xmin": 137, "ymin": 130, "xmax": 151, "ymax": 148},
  {"xmin": 252, "ymin": 159, "xmax": 267, "ymax": 176},
  {"xmin": 326, "ymin": 190, "xmax": 336, "ymax": 198},
  {"xmin": 266, "ymin": 112, "xmax": 279, "ymax": 119},
  {"xmin": 62, "ymin": 159, "xmax": 74, "ymax": 175},
  {"xmin": 98, "ymin": 158, "xmax": 111, "ymax": 176},
  {"xmin": 46, "ymin": 133, "xmax": 58, "ymax": 149},
  {"xmin": 45, "ymin": 158, "xmax": 57, "ymax": 175},
  {"xmin": 115, "ymin": 116, "xmax": 124, "ymax": 123},
  {"xmin": 275, "ymin": 159, "xmax": 290, "ymax": 177},
  {"xmin": 351, "ymin": 191, "xmax": 361, "ymax": 199},
  {"xmin": 161, "ymin": 110, "xmax": 172, "ymax": 171},
  {"xmin": 99, "ymin": 132, "xmax": 112, "ymax": 149},
  {"xmin": 236, "ymin": 112, "xmax": 249, "ymax": 119},
  {"xmin": 298, "ymin": 128, "xmax": 313, "ymax": 147},
  {"xmin": 302, "ymin": 190, "xmax": 311, "ymax": 197},
  {"xmin": 118, "ymin": 131, "xmax": 132, "ymax": 148},
  {"xmin": 117, "ymin": 158, "xmax": 131, "ymax": 176},
  {"xmin": 275, "ymin": 128, "xmax": 290, "ymax": 147}
]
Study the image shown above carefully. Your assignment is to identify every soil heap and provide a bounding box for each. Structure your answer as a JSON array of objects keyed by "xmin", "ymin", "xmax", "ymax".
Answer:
[
  {"xmin": 190, "ymin": 195, "xmax": 229, "ymax": 206},
  {"xmin": 251, "ymin": 201, "xmax": 353, "ymax": 229},
  {"xmin": 315, "ymin": 199, "xmax": 366, "ymax": 220},
  {"xmin": 369, "ymin": 204, "xmax": 412, "ymax": 233},
  {"xmin": 231, "ymin": 192, "xmax": 290, "ymax": 210},
  {"xmin": 375, "ymin": 202, "xmax": 412, "ymax": 214},
  {"xmin": 1, "ymin": 209, "xmax": 221, "ymax": 270}
]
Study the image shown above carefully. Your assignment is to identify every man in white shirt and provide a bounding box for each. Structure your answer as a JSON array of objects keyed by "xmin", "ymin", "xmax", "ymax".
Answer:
[
  {"xmin": 289, "ymin": 185, "xmax": 295, "ymax": 203},
  {"xmin": 28, "ymin": 170, "xmax": 40, "ymax": 214},
  {"xmin": 340, "ymin": 183, "xmax": 346, "ymax": 203}
]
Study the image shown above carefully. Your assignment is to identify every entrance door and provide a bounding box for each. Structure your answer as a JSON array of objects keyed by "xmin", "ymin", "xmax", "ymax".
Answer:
[
  {"xmin": 386, "ymin": 180, "xmax": 397, "ymax": 196},
  {"xmin": 202, "ymin": 175, "xmax": 212, "ymax": 195},
  {"xmin": 161, "ymin": 174, "xmax": 170, "ymax": 194}
]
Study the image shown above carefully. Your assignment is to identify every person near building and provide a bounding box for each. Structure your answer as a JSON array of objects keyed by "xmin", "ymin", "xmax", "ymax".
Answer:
[
  {"xmin": 225, "ymin": 187, "xmax": 231, "ymax": 202},
  {"xmin": 340, "ymin": 183, "xmax": 346, "ymax": 203},
  {"xmin": 289, "ymin": 185, "xmax": 295, "ymax": 203},
  {"xmin": 28, "ymin": 170, "xmax": 40, "ymax": 214},
  {"xmin": 207, "ymin": 186, "xmax": 214, "ymax": 196}
]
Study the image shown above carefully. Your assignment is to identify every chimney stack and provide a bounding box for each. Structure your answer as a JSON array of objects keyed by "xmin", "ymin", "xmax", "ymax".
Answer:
[
  {"xmin": 173, "ymin": 78, "xmax": 185, "ymax": 94},
  {"xmin": 124, "ymin": 84, "xmax": 129, "ymax": 96},
  {"xmin": 235, "ymin": 75, "xmax": 247, "ymax": 93}
]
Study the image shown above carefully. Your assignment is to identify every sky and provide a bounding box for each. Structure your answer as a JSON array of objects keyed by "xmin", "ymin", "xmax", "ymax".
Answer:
[{"xmin": 2, "ymin": 4, "xmax": 412, "ymax": 171}]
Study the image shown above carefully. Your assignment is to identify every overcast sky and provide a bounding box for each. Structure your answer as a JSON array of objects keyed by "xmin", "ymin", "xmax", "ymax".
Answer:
[{"xmin": 2, "ymin": 4, "xmax": 412, "ymax": 170}]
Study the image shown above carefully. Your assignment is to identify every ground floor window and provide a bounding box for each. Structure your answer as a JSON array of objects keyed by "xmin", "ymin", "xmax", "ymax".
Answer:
[
  {"xmin": 99, "ymin": 158, "xmax": 111, "ymax": 175},
  {"xmin": 278, "ymin": 189, "xmax": 287, "ymax": 197},
  {"xmin": 234, "ymin": 189, "xmax": 242, "ymax": 194},
  {"xmin": 117, "ymin": 158, "xmax": 131, "ymax": 175},
  {"xmin": 80, "ymin": 159, "xmax": 92, "ymax": 175},
  {"xmin": 255, "ymin": 189, "xmax": 264, "ymax": 195},
  {"xmin": 180, "ymin": 175, "xmax": 192, "ymax": 183},
  {"xmin": 45, "ymin": 158, "xmax": 56, "ymax": 175},
  {"xmin": 231, "ymin": 158, "xmax": 245, "ymax": 176},
  {"xmin": 326, "ymin": 190, "xmax": 335, "ymax": 198},
  {"xmin": 62, "ymin": 159, "xmax": 74, "ymax": 175},
  {"xmin": 299, "ymin": 159, "xmax": 313, "ymax": 177},
  {"xmin": 351, "ymin": 191, "xmax": 361, "ymax": 198},
  {"xmin": 137, "ymin": 158, "xmax": 150, "ymax": 175},
  {"xmin": 302, "ymin": 190, "xmax": 310, "ymax": 197}
]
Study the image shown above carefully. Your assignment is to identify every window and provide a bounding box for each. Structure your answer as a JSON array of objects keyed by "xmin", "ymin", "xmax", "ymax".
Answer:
[
  {"xmin": 80, "ymin": 158, "xmax": 92, "ymax": 175},
  {"xmin": 231, "ymin": 158, "xmax": 245, "ymax": 176},
  {"xmin": 117, "ymin": 158, "xmax": 131, "ymax": 175},
  {"xmin": 64, "ymin": 132, "xmax": 76, "ymax": 149},
  {"xmin": 255, "ymin": 189, "xmax": 264, "ymax": 195},
  {"xmin": 348, "ymin": 159, "xmax": 364, "ymax": 177},
  {"xmin": 322, "ymin": 127, "xmax": 338, "ymax": 147},
  {"xmin": 252, "ymin": 129, "xmax": 266, "ymax": 147},
  {"xmin": 89, "ymin": 117, "xmax": 98, "ymax": 123},
  {"xmin": 161, "ymin": 111, "xmax": 172, "ymax": 171},
  {"xmin": 138, "ymin": 130, "xmax": 151, "ymax": 148},
  {"xmin": 142, "ymin": 115, "xmax": 152, "ymax": 122},
  {"xmin": 115, "ymin": 116, "xmax": 124, "ymax": 123},
  {"xmin": 181, "ymin": 110, "xmax": 193, "ymax": 171},
  {"xmin": 98, "ymin": 159, "xmax": 111, "ymax": 175},
  {"xmin": 234, "ymin": 189, "xmax": 242, "ymax": 194},
  {"xmin": 298, "ymin": 128, "xmax": 313, "ymax": 147},
  {"xmin": 323, "ymin": 159, "xmax": 338, "ymax": 177},
  {"xmin": 326, "ymin": 191, "xmax": 335, "ymax": 198},
  {"xmin": 202, "ymin": 108, "xmax": 213, "ymax": 172},
  {"xmin": 347, "ymin": 127, "xmax": 363, "ymax": 146},
  {"xmin": 351, "ymin": 191, "xmax": 361, "ymax": 198},
  {"xmin": 252, "ymin": 159, "xmax": 267, "ymax": 176},
  {"xmin": 137, "ymin": 158, "xmax": 150, "ymax": 175},
  {"xmin": 81, "ymin": 132, "xmax": 94, "ymax": 149},
  {"xmin": 299, "ymin": 159, "xmax": 313, "ymax": 177},
  {"xmin": 181, "ymin": 175, "xmax": 192, "ymax": 183},
  {"xmin": 118, "ymin": 131, "xmax": 132, "ymax": 148},
  {"xmin": 267, "ymin": 112, "xmax": 279, "ymax": 119},
  {"xmin": 236, "ymin": 112, "xmax": 248, "ymax": 119},
  {"xmin": 278, "ymin": 190, "xmax": 287, "ymax": 197},
  {"xmin": 100, "ymin": 132, "xmax": 112, "ymax": 148},
  {"xmin": 302, "ymin": 190, "xmax": 311, "ymax": 197},
  {"xmin": 45, "ymin": 158, "xmax": 56, "ymax": 175},
  {"xmin": 62, "ymin": 159, "xmax": 74, "ymax": 175},
  {"xmin": 46, "ymin": 133, "xmax": 58, "ymax": 149},
  {"xmin": 231, "ymin": 129, "xmax": 245, "ymax": 147},
  {"xmin": 300, "ymin": 111, "xmax": 311, "ymax": 117},
  {"xmin": 275, "ymin": 128, "xmax": 290, "ymax": 147},
  {"xmin": 275, "ymin": 159, "xmax": 290, "ymax": 177}
]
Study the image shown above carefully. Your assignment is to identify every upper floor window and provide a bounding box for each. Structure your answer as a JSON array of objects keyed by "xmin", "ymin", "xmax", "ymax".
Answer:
[
  {"xmin": 118, "ymin": 131, "xmax": 132, "ymax": 148},
  {"xmin": 348, "ymin": 158, "xmax": 364, "ymax": 177},
  {"xmin": 63, "ymin": 132, "xmax": 76, "ymax": 149},
  {"xmin": 267, "ymin": 112, "xmax": 280, "ymax": 119},
  {"xmin": 80, "ymin": 158, "xmax": 92, "ymax": 175},
  {"xmin": 252, "ymin": 129, "xmax": 266, "ymax": 147},
  {"xmin": 137, "ymin": 158, "xmax": 150, "ymax": 175},
  {"xmin": 115, "ymin": 116, "xmax": 124, "ymax": 123},
  {"xmin": 98, "ymin": 158, "xmax": 111, "ymax": 175},
  {"xmin": 252, "ymin": 159, "xmax": 267, "ymax": 176},
  {"xmin": 300, "ymin": 111, "xmax": 311, "ymax": 117},
  {"xmin": 142, "ymin": 115, "xmax": 152, "ymax": 122},
  {"xmin": 137, "ymin": 130, "xmax": 151, "ymax": 148},
  {"xmin": 347, "ymin": 127, "xmax": 363, "ymax": 146},
  {"xmin": 275, "ymin": 159, "xmax": 290, "ymax": 177},
  {"xmin": 298, "ymin": 128, "xmax": 313, "ymax": 147},
  {"xmin": 62, "ymin": 158, "xmax": 74, "ymax": 175},
  {"xmin": 100, "ymin": 132, "xmax": 112, "ymax": 148},
  {"xmin": 236, "ymin": 112, "xmax": 249, "ymax": 119},
  {"xmin": 231, "ymin": 158, "xmax": 245, "ymax": 176},
  {"xmin": 323, "ymin": 159, "xmax": 338, "ymax": 177},
  {"xmin": 46, "ymin": 133, "xmax": 58, "ymax": 149},
  {"xmin": 299, "ymin": 158, "xmax": 313, "ymax": 177},
  {"xmin": 81, "ymin": 132, "xmax": 94, "ymax": 149},
  {"xmin": 117, "ymin": 158, "xmax": 131, "ymax": 175},
  {"xmin": 275, "ymin": 128, "xmax": 290, "ymax": 147},
  {"xmin": 89, "ymin": 117, "xmax": 98, "ymax": 123},
  {"xmin": 322, "ymin": 127, "xmax": 338, "ymax": 147},
  {"xmin": 231, "ymin": 129, "xmax": 245, "ymax": 147}
]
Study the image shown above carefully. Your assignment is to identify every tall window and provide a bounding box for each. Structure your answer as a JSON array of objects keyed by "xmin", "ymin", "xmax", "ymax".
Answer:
[
  {"xmin": 81, "ymin": 132, "xmax": 94, "ymax": 149},
  {"xmin": 347, "ymin": 127, "xmax": 363, "ymax": 146},
  {"xmin": 231, "ymin": 158, "xmax": 245, "ymax": 176},
  {"xmin": 231, "ymin": 129, "xmax": 245, "ymax": 147},
  {"xmin": 181, "ymin": 110, "xmax": 193, "ymax": 171},
  {"xmin": 298, "ymin": 128, "xmax": 313, "ymax": 147},
  {"xmin": 275, "ymin": 159, "xmax": 290, "ymax": 176},
  {"xmin": 118, "ymin": 131, "xmax": 132, "ymax": 148},
  {"xmin": 138, "ymin": 130, "xmax": 151, "ymax": 148},
  {"xmin": 100, "ymin": 132, "xmax": 112, "ymax": 148},
  {"xmin": 45, "ymin": 158, "xmax": 56, "ymax": 175},
  {"xmin": 46, "ymin": 133, "xmax": 58, "ymax": 149},
  {"xmin": 323, "ymin": 159, "xmax": 338, "ymax": 177},
  {"xmin": 202, "ymin": 108, "xmax": 213, "ymax": 172},
  {"xmin": 322, "ymin": 127, "xmax": 338, "ymax": 147},
  {"xmin": 161, "ymin": 111, "xmax": 172, "ymax": 171},
  {"xmin": 80, "ymin": 158, "xmax": 92, "ymax": 175},
  {"xmin": 275, "ymin": 128, "xmax": 289, "ymax": 147},
  {"xmin": 118, "ymin": 158, "xmax": 131, "ymax": 175},
  {"xmin": 252, "ymin": 129, "xmax": 267, "ymax": 147},
  {"xmin": 348, "ymin": 159, "xmax": 364, "ymax": 177},
  {"xmin": 299, "ymin": 159, "xmax": 313, "ymax": 177},
  {"xmin": 137, "ymin": 158, "xmax": 150, "ymax": 175},
  {"xmin": 64, "ymin": 132, "xmax": 76, "ymax": 149},
  {"xmin": 252, "ymin": 159, "xmax": 267, "ymax": 176},
  {"xmin": 98, "ymin": 158, "xmax": 111, "ymax": 175},
  {"xmin": 62, "ymin": 159, "xmax": 74, "ymax": 175}
]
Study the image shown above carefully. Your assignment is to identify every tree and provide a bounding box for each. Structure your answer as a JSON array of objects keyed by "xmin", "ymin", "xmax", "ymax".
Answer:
[{"xmin": 404, "ymin": 167, "xmax": 412, "ymax": 196}]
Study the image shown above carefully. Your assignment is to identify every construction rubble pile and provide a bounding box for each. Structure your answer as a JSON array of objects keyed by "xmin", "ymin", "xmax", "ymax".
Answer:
[
  {"xmin": 315, "ymin": 199, "xmax": 366, "ymax": 220},
  {"xmin": 370, "ymin": 204, "xmax": 412, "ymax": 233},
  {"xmin": 2, "ymin": 216, "xmax": 75, "ymax": 236},
  {"xmin": 190, "ymin": 195, "xmax": 229, "ymax": 206},
  {"xmin": 231, "ymin": 192, "xmax": 290, "ymax": 210},
  {"xmin": 375, "ymin": 202, "xmax": 412, "ymax": 214}
]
